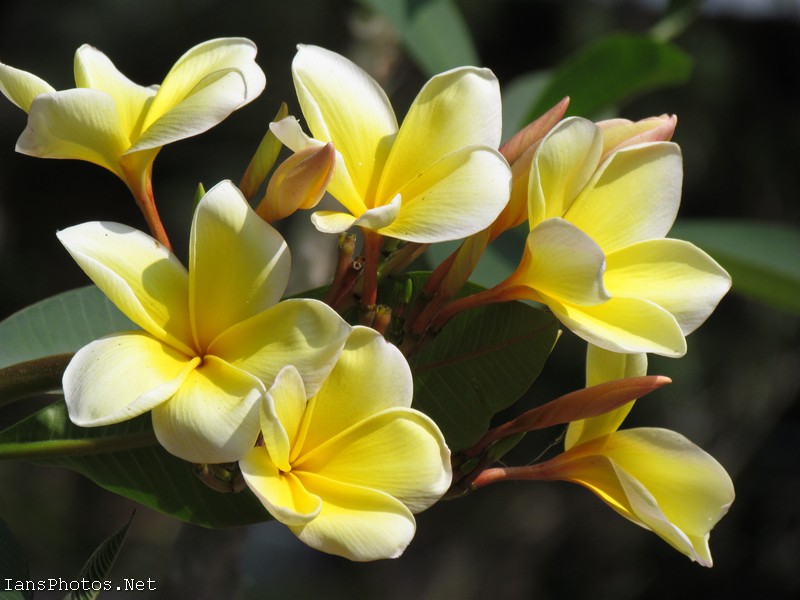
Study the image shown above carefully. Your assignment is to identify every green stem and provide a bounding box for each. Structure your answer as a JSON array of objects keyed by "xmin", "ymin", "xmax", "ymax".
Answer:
[
  {"xmin": 0, "ymin": 429, "xmax": 159, "ymax": 460},
  {"xmin": 0, "ymin": 354, "xmax": 73, "ymax": 408}
]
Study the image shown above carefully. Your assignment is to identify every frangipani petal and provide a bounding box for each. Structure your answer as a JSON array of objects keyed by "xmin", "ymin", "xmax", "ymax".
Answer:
[
  {"xmin": 567, "ymin": 142, "xmax": 683, "ymax": 253},
  {"xmin": 296, "ymin": 408, "xmax": 452, "ymax": 514},
  {"xmin": 565, "ymin": 347, "xmax": 647, "ymax": 449},
  {"xmin": 552, "ymin": 427, "xmax": 734, "ymax": 567},
  {"xmin": 298, "ymin": 326, "xmax": 412, "ymax": 453},
  {"xmin": 151, "ymin": 355, "xmax": 264, "ymax": 463},
  {"xmin": 597, "ymin": 114, "xmax": 677, "ymax": 156},
  {"xmin": 239, "ymin": 447, "xmax": 322, "ymax": 525},
  {"xmin": 212, "ymin": 298, "xmax": 350, "ymax": 397},
  {"xmin": 190, "ymin": 181, "xmax": 289, "ymax": 350},
  {"xmin": 547, "ymin": 295, "xmax": 687, "ymax": 357},
  {"xmin": 63, "ymin": 332, "xmax": 199, "ymax": 426},
  {"xmin": 512, "ymin": 218, "xmax": 609, "ymax": 306},
  {"xmin": 56, "ymin": 221, "xmax": 194, "ymax": 355},
  {"xmin": 350, "ymin": 194, "xmax": 402, "ymax": 232},
  {"xmin": 378, "ymin": 66, "xmax": 502, "ymax": 199},
  {"xmin": 261, "ymin": 366, "xmax": 308, "ymax": 471},
  {"xmin": 73, "ymin": 44, "xmax": 156, "ymax": 138},
  {"xmin": 17, "ymin": 89, "xmax": 129, "ymax": 174},
  {"xmin": 131, "ymin": 38, "xmax": 265, "ymax": 151},
  {"xmin": 292, "ymin": 44, "xmax": 397, "ymax": 202},
  {"xmin": 0, "ymin": 62, "xmax": 55, "ymax": 111},
  {"xmin": 377, "ymin": 147, "xmax": 511, "ymax": 243},
  {"xmin": 309, "ymin": 210, "xmax": 360, "ymax": 235},
  {"xmin": 289, "ymin": 472, "xmax": 417, "ymax": 561},
  {"xmin": 528, "ymin": 116, "xmax": 602, "ymax": 228},
  {"xmin": 605, "ymin": 238, "xmax": 731, "ymax": 335}
]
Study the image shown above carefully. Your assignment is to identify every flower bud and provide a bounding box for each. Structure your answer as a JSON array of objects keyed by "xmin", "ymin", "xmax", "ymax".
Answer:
[{"xmin": 256, "ymin": 142, "xmax": 335, "ymax": 223}]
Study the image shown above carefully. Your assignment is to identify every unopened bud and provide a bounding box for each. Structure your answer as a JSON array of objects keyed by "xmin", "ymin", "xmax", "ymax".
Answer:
[
  {"xmin": 256, "ymin": 142, "xmax": 336, "ymax": 223},
  {"xmin": 500, "ymin": 97, "xmax": 570, "ymax": 166}
]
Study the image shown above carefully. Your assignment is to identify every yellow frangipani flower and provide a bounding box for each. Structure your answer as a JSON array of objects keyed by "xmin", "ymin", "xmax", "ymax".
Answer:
[
  {"xmin": 550, "ymin": 347, "xmax": 735, "ymax": 567},
  {"xmin": 240, "ymin": 327, "xmax": 452, "ymax": 561},
  {"xmin": 58, "ymin": 180, "xmax": 350, "ymax": 464},
  {"xmin": 501, "ymin": 116, "xmax": 731, "ymax": 356},
  {"xmin": 270, "ymin": 44, "xmax": 511, "ymax": 243},
  {"xmin": 0, "ymin": 39, "xmax": 265, "ymax": 243}
]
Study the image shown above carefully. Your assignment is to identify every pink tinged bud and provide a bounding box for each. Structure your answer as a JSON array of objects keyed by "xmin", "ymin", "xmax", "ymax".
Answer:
[
  {"xmin": 490, "ymin": 98, "xmax": 571, "ymax": 238},
  {"xmin": 597, "ymin": 114, "xmax": 677, "ymax": 159},
  {"xmin": 500, "ymin": 96, "xmax": 570, "ymax": 165},
  {"xmin": 256, "ymin": 142, "xmax": 336, "ymax": 223}
]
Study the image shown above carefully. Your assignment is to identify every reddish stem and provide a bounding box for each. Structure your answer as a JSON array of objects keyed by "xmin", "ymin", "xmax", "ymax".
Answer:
[{"xmin": 360, "ymin": 230, "xmax": 382, "ymax": 308}]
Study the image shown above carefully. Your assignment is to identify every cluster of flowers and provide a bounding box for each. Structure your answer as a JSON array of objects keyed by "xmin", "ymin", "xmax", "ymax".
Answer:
[{"xmin": 0, "ymin": 38, "xmax": 733, "ymax": 564}]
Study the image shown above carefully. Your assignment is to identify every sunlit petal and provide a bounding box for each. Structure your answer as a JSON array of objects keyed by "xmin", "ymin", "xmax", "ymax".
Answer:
[
  {"xmin": 309, "ymin": 210, "xmax": 359, "ymax": 235},
  {"xmin": 512, "ymin": 219, "xmax": 609, "ymax": 306},
  {"xmin": 289, "ymin": 472, "xmax": 416, "ymax": 561},
  {"xmin": 0, "ymin": 62, "xmax": 55, "ymax": 111},
  {"xmin": 151, "ymin": 355, "xmax": 264, "ymax": 463},
  {"xmin": 378, "ymin": 66, "xmax": 502, "ymax": 198},
  {"xmin": 605, "ymin": 238, "xmax": 731, "ymax": 335},
  {"xmin": 565, "ymin": 347, "xmax": 647, "ymax": 449},
  {"xmin": 240, "ymin": 446, "xmax": 321, "ymax": 525},
  {"xmin": 63, "ymin": 332, "xmax": 198, "ymax": 426},
  {"xmin": 546, "ymin": 295, "xmax": 687, "ymax": 357},
  {"xmin": 190, "ymin": 181, "xmax": 289, "ymax": 350},
  {"xmin": 296, "ymin": 408, "xmax": 451, "ymax": 513},
  {"xmin": 56, "ymin": 221, "xmax": 194, "ymax": 354},
  {"xmin": 377, "ymin": 147, "xmax": 511, "ymax": 243},
  {"xmin": 292, "ymin": 44, "xmax": 397, "ymax": 202},
  {"xmin": 555, "ymin": 428, "xmax": 734, "ymax": 566},
  {"xmin": 350, "ymin": 194, "xmax": 402, "ymax": 232},
  {"xmin": 528, "ymin": 117, "xmax": 602, "ymax": 228},
  {"xmin": 73, "ymin": 44, "xmax": 156, "ymax": 139},
  {"xmin": 17, "ymin": 89, "xmax": 129, "ymax": 175},
  {"xmin": 260, "ymin": 366, "xmax": 308, "ymax": 472},
  {"xmin": 297, "ymin": 327, "xmax": 412, "ymax": 452},
  {"xmin": 133, "ymin": 38, "xmax": 265, "ymax": 149},
  {"xmin": 567, "ymin": 142, "xmax": 682, "ymax": 253},
  {"xmin": 212, "ymin": 298, "xmax": 350, "ymax": 397}
]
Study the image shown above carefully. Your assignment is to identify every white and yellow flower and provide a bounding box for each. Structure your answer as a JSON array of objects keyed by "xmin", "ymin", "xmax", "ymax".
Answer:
[
  {"xmin": 271, "ymin": 44, "xmax": 511, "ymax": 243},
  {"xmin": 58, "ymin": 180, "xmax": 349, "ymax": 464},
  {"xmin": 0, "ymin": 38, "xmax": 265, "ymax": 241},
  {"xmin": 546, "ymin": 348, "xmax": 734, "ymax": 566},
  {"xmin": 500, "ymin": 116, "xmax": 731, "ymax": 356},
  {"xmin": 240, "ymin": 327, "xmax": 452, "ymax": 561}
]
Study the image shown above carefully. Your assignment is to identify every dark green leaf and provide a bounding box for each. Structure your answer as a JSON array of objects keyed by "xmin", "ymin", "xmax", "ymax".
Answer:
[
  {"xmin": 521, "ymin": 33, "xmax": 692, "ymax": 128},
  {"xmin": 409, "ymin": 297, "xmax": 559, "ymax": 451},
  {"xmin": 360, "ymin": 0, "xmax": 480, "ymax": 75},
  {"xmin": 0, "ymin": 402, "xmax": 270, "ymax": 528},
  {"xmin": 0, "ymin": 286, "xmax": 135, "ymax": 370},
  {"xmin": 0, "ymin": 515, "xmax": 32, "ymax": 600},
  {"xmin": 65, "ymin": 513, "xmax": 135, "ymax": 600},
  {"xmin": 672, "ymin": 219, "xmax": 800, "ymax": 314}
]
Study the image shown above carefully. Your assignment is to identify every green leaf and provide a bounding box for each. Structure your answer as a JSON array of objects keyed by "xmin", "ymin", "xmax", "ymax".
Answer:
[
  {"xmin": 0, "ymin": 402, "xmax": 270, "ymax": 528},
  {"xmin": 0, "ymin": 515, "xmax": 32, "ymax": 600},
  {"xmin": 0, "ymin": 285, "xmax": 135, "ymax": 370},
  {"xmin": 65, "ymin": 513, "xmax": 135, "ymax": 600},
  {"xmin": 520, "ymin": 32, "xmax": 692, "ymax": 129},
  {"xmin": 360, "ymin": 0, "xmax": 480, "ymax": 75},
  {"xmin": 409, "ymin": 297, "xmax": 559, "ymax": 451},
  {"xmin": 672, "ymin": 219, "xmax": 800, "ymax": 314}
]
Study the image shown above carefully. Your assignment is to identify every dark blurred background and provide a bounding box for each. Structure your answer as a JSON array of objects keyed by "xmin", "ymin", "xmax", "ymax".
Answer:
[{"xmin": 1, "ymin": 1, "xmax": 799, "ymax": 598}]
